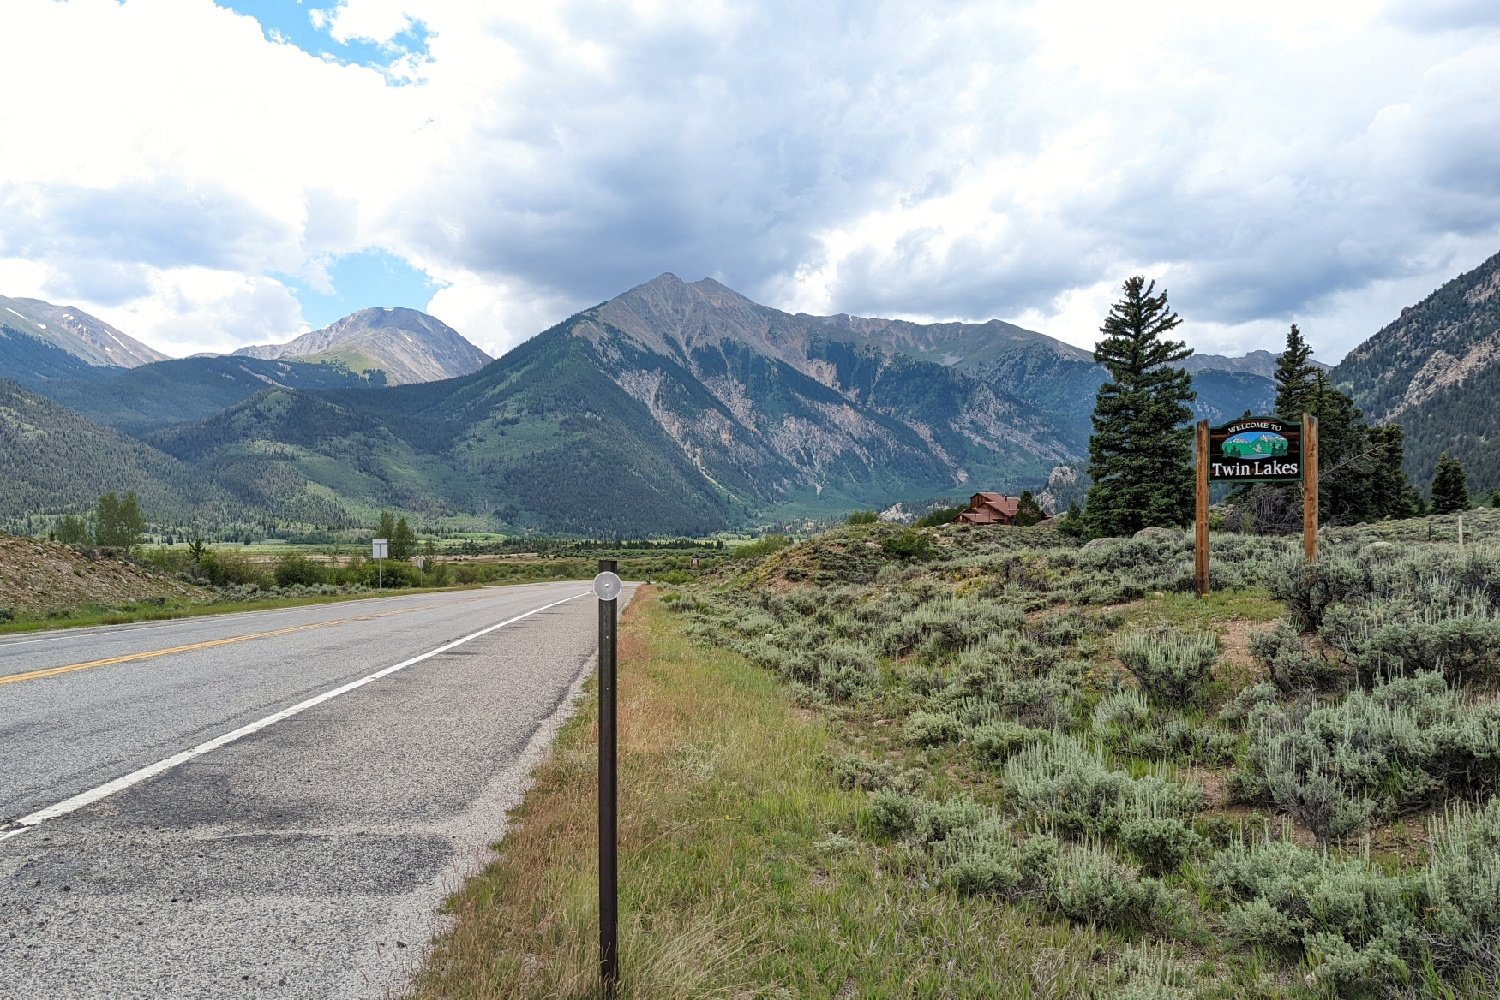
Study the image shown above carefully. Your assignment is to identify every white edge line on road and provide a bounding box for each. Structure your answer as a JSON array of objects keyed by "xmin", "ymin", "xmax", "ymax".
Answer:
[{"xmin": 0, "ymin": 591, "xmax": 589, "ymax": 844}]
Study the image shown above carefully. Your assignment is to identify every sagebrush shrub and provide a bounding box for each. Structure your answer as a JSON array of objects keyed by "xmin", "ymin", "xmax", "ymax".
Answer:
[
  {"xmin": 1422, "ymin": 798, "xmax": 1500, "ymax": 979},
  {"xmin": 1249, "ymin": 622, "xmax": 1346, "ymax": 692},
  {"xmin": 1245, "ymin": 673, "xmax": 1500, "ymax": 840},
  {"xmin": 969, "ymin": 720, "xmax": 1048, "ymax": 764},
  {"xmin": 1320, "ymin": 594, "xmax": 1500, "ymax": 683},
  {"xmin": 1267, "ymin": 551, "xmax": 1369, "ymax": 632},
  {"xmin": 1004, "ymin": 737, "xmax": 1201, "ymax": 835},
  {"xmin": 1115, "ymin": 629, "xmax": 1219, "ymax": 704},
  {"xmin": 1046, "ymin": 840, "xmax": 1178, "ymax": 929},
  {"xmin": 902, "ymin": 710, "xmax": 963, "ymax": 746},
  {"xmin": 1207, "ymin": 837, "xmax": 1416, "ymax": 992}
]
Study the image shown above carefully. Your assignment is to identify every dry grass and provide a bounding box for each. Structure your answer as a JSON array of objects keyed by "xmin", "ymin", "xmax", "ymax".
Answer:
[{"xmin": 408, "ymin": 591, "xmax": 1109, "ymax": 1000}]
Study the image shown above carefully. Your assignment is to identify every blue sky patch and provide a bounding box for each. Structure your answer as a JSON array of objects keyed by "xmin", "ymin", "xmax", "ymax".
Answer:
[
  {"xmin": 217, "ymin": 1, "xmax": 429, "ymax": 74},
  {"xmin": 281, "ymin": 250, "xmax": 439, "ymax": 330}
]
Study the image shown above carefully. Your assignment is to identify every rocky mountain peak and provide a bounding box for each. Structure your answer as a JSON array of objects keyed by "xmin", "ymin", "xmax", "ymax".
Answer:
[{"xmin": 232, "ymin": 307, "xmax": 491, "ymax": 385}]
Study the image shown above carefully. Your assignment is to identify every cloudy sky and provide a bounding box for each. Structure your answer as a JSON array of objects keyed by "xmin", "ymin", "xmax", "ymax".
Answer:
[{"xmin": 2, "ymin": 0, "xmax": 1498, "ymax": 363}]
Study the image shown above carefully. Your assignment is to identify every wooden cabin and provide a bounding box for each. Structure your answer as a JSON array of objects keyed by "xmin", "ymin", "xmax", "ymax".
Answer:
[{"xmin": 956, "ymin": 492, "xmax": 1020, "ymax": 525}]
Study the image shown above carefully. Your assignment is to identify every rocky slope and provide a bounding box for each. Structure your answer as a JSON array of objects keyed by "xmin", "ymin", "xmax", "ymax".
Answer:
[
  {"xmin": 1334, "ymin": 248, "xmax": 1500, "ymax": 493},
  {"xmin": 234, "ymin": 307, "xmax": 491, "ymax": 385},
  {"xmin": 0, "ymin": 294, "xmax": 166, "ymax": 367},
  {"xmin": 0, "ymin": 533, "xmax": 203, "ymax": 616}
]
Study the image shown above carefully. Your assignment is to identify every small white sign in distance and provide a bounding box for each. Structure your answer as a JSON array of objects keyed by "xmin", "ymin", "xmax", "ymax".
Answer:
[
  {"xmin": 372, "ymin": 538, "xmax": 389, "ymax": 559},
  {"xmin": 593, "ymin": 571, "xmax": 623, "ymax": 601}
]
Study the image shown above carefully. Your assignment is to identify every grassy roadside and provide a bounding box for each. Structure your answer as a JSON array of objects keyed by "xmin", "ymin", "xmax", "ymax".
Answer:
[
  {"xmin": 0, "ymin": 582, "xmax": 516, "ymax": 637},
  {"xmin": 409, "ymin": 590, "xmax": 1111, "ymax": 1000}
]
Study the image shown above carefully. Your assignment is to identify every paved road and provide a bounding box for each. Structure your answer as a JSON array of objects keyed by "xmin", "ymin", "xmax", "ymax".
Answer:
[{"xmin": 0, "ymin": 582, "xmax": 620, "ymax": 999}]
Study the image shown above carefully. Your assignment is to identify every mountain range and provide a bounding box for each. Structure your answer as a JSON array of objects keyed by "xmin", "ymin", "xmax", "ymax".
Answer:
[{"xmin": 2, "ymin": 259, "xmax": 1496, "ymax": 535}]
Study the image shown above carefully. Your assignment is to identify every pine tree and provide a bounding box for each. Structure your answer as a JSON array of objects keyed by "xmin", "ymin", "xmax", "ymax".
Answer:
[
  {"xmin": 1431, "ymin": 453, "xmax": 1470, "ymax": 514},
  {"xmin": 1315, "ymin": 381, "xmax": 1379, "ymax": 523},
  {"xmin": 1015, "ymin": 491, "xmax": 1046, "ymax": 527},
  {"xmin": 377, "ymin": 511, "xmax": 397, "ymax": 544},
  {"xmin": 390, "ymin": 517, "xmax": 418, "ymax": 561},
  {"xmin": 1085, "ymin": 277, "xmax": 1197, "ymax": 537},
  {"xmin": 1368, "ymin": 424, "xmax": 1418, "ymax": 520},
  {"xmin": 1273, "ymin": 323, "xmax": 1320, "ymax": 421}
]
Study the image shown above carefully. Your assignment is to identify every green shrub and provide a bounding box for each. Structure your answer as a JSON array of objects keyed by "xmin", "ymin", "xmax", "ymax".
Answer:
[
  {"xmin": 1046, "ymin": 840, "xmax": 1177, "ymax": 929},
  {"xmin": 902, "ymin": 710, "xmax": 963, "ymax": 747},
  {"xmin": 1117, "ymin": 816, "xmax": 1201, "ymax": 875},
  {"xmin": 935, "ymin": 823, "xmax": 1055, "ymax": 898},
  {"xmin": 273, "ymin": 553, "xmax": 324, "ymax": 588},
  {"xmin": 196, "ymin": 548, "xmax": 270, "ymax": 588},
  {"xmin": 970, "ymin": 720, "xmax": 1048, "ymax": 764},
  {"xmin": 846, "ymin": 510, "xmax": 880, "ymax": 525},
  {"xmin": 1115, "ymin": 629, "xmax": 1219, "ymax": 704},
  {"xmin": 880, "ymin": 528, "xmax": 937, "ymax": 561},
  {"xmin": 827, "ymin": 752, "xmax": 903, "ymax": 793},
  {"xmin": 1245, "ymin": 673, "xmax": 1500, "ymax": 841},
  {"xmin": 1249, "ymin": 622, "xmax": 1346, "ymax": 691},
  {"xmin": 865, "ymin": 790, "xmax": 982, "ymax": 845},
  {"xmin": 913, "ymin": 506, "xmax": 965, "ymax": 529},
  {"xmin": 732, "ymin": 534, "xmax": 794, "ymax": 560},
  {"xmin": 1004, "ymin": 737, "xmax": 1201, "ymax": 835}
]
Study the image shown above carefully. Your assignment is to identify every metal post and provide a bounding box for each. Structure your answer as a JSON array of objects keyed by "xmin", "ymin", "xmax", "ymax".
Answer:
[{"xmin": 596, "ymin": 558, "xmax": 619, "ymax": 993}]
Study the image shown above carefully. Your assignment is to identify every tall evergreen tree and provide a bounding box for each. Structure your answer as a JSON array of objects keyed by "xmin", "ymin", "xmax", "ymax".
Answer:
[
  {"xmin": 1015, "ymin": 491, "xmax": 1046, "ymax": 527},
  {"xmin": 390, "ymin": 516, "xmax": 418, "ymax": 561},
  {"xmin": 1085, "ymin": 277, "xmax": 1197, "ymax": 537},
  {"xmin": 1273, "ymin": 323, "xmax": 1321, "ymax": 420},
  {"xmin": 1430, "ymin": 453, "xmax": 1470, "ymax": 514},
  {"xmin": 1368, "ymin": 424, "xmax": 1419, "ymax": 519}
]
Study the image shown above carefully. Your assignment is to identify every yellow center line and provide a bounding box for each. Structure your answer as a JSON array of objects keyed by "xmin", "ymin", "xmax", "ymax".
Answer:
[{"xmin": 0, "ymin": 596, "xmax": 492, "ymax": 688}]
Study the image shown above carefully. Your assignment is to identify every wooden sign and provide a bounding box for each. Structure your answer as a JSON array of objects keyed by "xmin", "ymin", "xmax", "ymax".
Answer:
[
  {"xmin": 1207, "ymin": 417, "xmax": 1303, "ymax": 483},
  {"xmin": 1194, "ymin": 413, "xmax": 1319, "ymax": 598}
]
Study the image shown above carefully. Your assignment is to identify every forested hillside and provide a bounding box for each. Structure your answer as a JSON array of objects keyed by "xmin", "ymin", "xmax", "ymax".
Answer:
[
  {"xmin": 1335, "ymin": 249, "xmax": 1500, "ymax": 493},
  {"xmin": 0, "ymin": 380, "xmax": 234, "ymax": 526}
]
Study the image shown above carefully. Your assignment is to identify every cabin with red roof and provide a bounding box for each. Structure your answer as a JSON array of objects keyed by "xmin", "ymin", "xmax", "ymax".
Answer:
[{"xmin": 956, "ymin": 492, "xmax": 1021, "ymax": 525}]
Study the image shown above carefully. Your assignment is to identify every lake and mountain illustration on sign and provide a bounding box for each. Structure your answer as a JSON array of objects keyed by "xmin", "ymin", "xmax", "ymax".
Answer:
[{"xmin": 1220, "ymin": 430, "xmax": 1289, "ymax": 459}]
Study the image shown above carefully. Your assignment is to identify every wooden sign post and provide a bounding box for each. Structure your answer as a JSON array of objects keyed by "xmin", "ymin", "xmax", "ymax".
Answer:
[
  {"xmin": 1195, "ymin": 420, "xmax": 1210, "ymax": 598},
  {"xmin": 1302, "ymin": 414, "xmax": 1318, "ymax": 563},
  {"xmin": 1196, "ymin": 414, "xmax": 1314, "ymax": 598}
]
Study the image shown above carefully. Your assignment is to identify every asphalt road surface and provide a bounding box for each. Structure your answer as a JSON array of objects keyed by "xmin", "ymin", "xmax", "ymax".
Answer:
[{"xmin": 0, "ymin": 581, "xmax": 623, "ymax": 999}]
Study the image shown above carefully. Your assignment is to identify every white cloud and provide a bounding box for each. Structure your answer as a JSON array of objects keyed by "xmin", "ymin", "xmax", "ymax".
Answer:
[
  {"xmin": 311, "ymin": 0, "xmax": 421, "ymax": 46},
  {"xmin": 0, "ymin": 0, "xmax": 1498, "ymax": 364},
  {"xmin": 98, "ymin": 268, "xmax": 307, "ymax": 358}
]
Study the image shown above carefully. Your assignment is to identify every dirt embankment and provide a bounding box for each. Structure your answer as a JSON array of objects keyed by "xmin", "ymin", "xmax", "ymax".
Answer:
[{"xmin": 0, "ymin": 534, "xmax": 205, "ymax": 615}]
